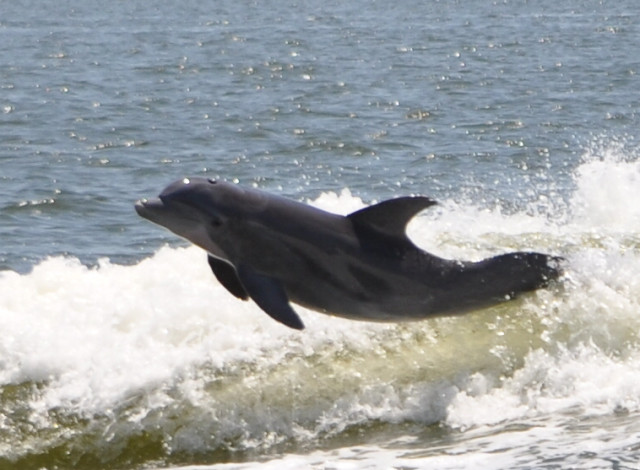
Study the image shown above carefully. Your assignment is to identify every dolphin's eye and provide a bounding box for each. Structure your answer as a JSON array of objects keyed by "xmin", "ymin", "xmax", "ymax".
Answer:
[{"xmin": 210, "ymin": 216, "xmax": 222, "ymax": 228}]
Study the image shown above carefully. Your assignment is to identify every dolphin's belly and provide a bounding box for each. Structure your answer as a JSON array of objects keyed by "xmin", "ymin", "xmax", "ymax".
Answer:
[
  {"xmin": 280, "ymin": 257, "xmax": 444, "ymax": 321},
  {"xmin": 278, "ymin": 253, "xmax": 521, "ymax": 321}
]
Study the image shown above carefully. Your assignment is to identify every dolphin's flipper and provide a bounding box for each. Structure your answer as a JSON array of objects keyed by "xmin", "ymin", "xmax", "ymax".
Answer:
[
  {"xmin": 236, "ymin": 265, "xmax": 305, "ymax": 330},
  {"xmin": 208, "ymin": 255, "xmax": 249, "ymax": 300},
  {"xmin": 348, "ymin": 197, "xmax": 437, "ymax": 239}
]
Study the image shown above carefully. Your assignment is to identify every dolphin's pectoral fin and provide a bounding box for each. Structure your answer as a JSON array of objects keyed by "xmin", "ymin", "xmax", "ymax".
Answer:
[
  {"xmin": 207, "ymin": 255, "xmax": 249, "ymax": 300},
  {"xmin": 348, "ymin": 196, "xmax": 437, "ymax": 239},
  {"xmin": 236, "ymin": 265, "xmax": 305, "ymax": 330}
]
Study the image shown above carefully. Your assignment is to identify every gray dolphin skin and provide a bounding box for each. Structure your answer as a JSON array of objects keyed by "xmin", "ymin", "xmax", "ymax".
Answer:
[{"xmin": 135, "ymin": 177, "xmax": 562, "ymax": 330}]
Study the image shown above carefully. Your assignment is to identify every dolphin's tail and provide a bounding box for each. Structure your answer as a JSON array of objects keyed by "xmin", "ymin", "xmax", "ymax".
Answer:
[
  {"xmin": 487, "ymin": 251, "xmax": 563, "ymax": 292},
  {"xmin": 462, "ymin": 251, "xmax": 563, "ymax": 305}
]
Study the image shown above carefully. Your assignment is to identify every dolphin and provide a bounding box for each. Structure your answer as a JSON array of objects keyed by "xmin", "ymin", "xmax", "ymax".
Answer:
[{"xmin": 135, "ymin": 177, "xmax": 562, "ymax": 330}]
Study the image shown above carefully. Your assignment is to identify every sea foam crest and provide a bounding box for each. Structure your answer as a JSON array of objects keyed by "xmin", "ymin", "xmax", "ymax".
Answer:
[{"xmin": 570, "ymin": 141, "xmax": 640, "ymax": 232}]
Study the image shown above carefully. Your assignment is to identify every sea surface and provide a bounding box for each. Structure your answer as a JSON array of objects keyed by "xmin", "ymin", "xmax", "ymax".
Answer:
[{"xmin": 1, "ymin": 0, "xmax": 640, "ymax": 469}]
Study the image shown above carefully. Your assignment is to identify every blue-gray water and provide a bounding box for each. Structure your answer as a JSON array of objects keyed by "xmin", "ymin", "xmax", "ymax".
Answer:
[{"xmin": 1, "ymin": 1, "xmax": 640, "ymax": 469}]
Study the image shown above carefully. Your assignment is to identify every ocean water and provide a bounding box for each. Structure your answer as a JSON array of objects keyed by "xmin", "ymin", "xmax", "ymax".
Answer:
[{"xmin": 1, "ymin": 0, "xmax": 640, "ymax": 469}]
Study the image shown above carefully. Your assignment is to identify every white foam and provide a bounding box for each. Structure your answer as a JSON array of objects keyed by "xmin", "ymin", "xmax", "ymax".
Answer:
[
  {"xmin": 570, "ymin": 141, "xmax": 640, "ymax": 232},
  {"xmin": 447, "ymin": 345, "xmax": 640, "ymax": 430}
]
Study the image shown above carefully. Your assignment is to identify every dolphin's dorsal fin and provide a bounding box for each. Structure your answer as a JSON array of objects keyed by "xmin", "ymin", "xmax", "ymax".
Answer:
[
  {"xmin": 347, "ymin": 197, "xmax": 437, "ymax": 240},
  {"xmin": 208, "ymin": 255, "xmax": 249, "ymax": 300}
]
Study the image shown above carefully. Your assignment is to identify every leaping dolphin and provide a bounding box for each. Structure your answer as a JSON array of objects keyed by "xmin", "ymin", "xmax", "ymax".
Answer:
[{"xmin": 135, "ymin": 178, "xmax": 562, "ymax": 330}]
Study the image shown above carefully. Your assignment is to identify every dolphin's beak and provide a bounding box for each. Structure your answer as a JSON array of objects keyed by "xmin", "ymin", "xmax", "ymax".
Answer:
[
  {"xmin": 135, "ymin": 198, "xmax": 165, "ymax": 222},
  {"xmin": 135, "ymin": 195, "xmax": 204, "ymax": 228}
]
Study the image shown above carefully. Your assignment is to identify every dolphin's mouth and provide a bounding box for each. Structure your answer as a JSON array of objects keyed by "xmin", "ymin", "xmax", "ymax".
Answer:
[
  {"xmin": 135, "ymin": 196, "xmax": 204, "ymax": 227},
  {"xmin": 135, "ymin": 192, "xmax": 228, "ymax": 260},
  {"xmin": 134, "ymin": 198, "xmax": 165, "ymax": 221}
]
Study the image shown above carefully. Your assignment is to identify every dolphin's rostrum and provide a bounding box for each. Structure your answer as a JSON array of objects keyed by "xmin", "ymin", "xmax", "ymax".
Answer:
[{"xmin": 135, "ymin": 178, "xmax": 562, "ymax": 329}]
